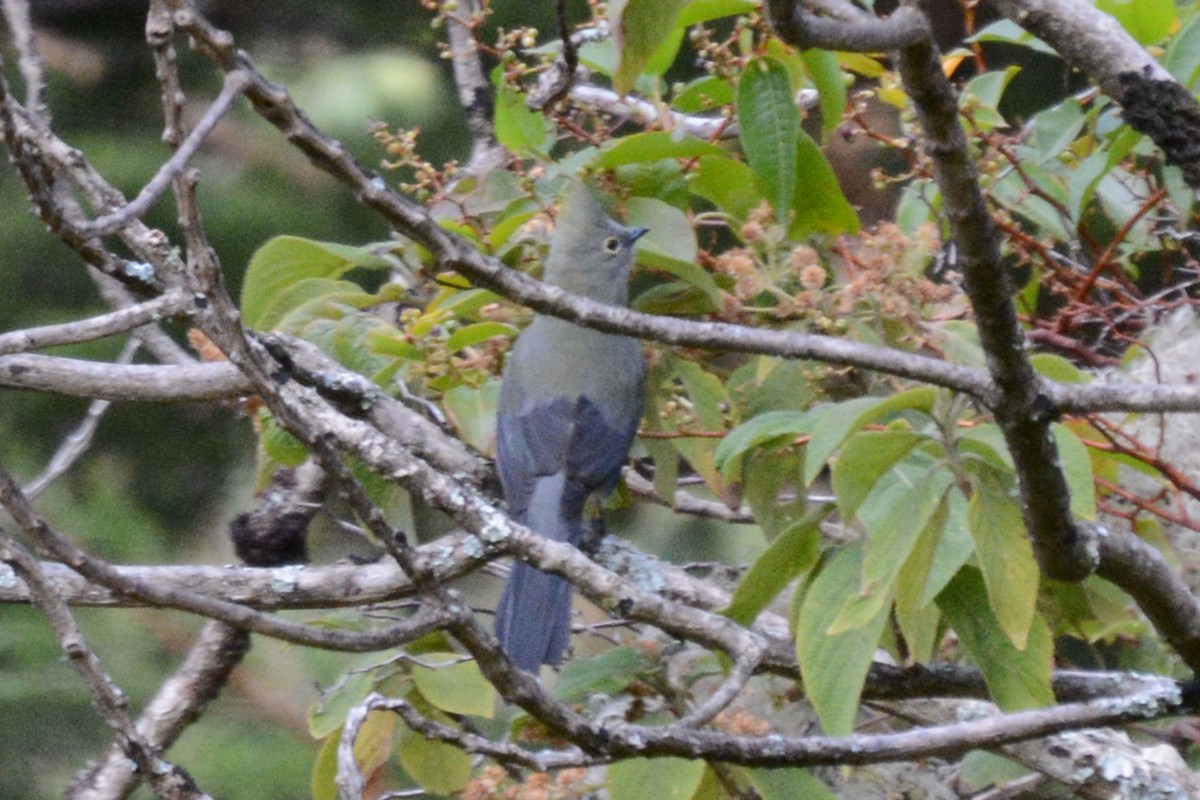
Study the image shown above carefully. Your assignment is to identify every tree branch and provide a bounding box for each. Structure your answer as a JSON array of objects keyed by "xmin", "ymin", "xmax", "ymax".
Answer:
[{"xmin": 991, "ymin": 0, "xmax": 1200, "ymax": 190}]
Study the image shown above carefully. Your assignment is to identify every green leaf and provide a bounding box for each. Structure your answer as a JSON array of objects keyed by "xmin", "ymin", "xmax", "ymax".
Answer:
[
  {"xmin": 307, "ymin": 655, "xmax": 390, "ymax": 738},
  {"xmin": 1029, "ymin": 352, "xmax": 1091, "ymax": 384},
  {"xmin": 831, "ymin": 428, "xmax": 926, "ymax": 521},
  {"xmin": 493, "ymin": 68, "xmax": 552, "ymax": 155},
  {"xmin": 626, "ymin": 196, "xmax": 725, "ymax": 308},
  {"xmin": 966, "ymin": 19, "xmax": 1055, "ymax": 55},
  {"xmin": 1020, "ymin": 98, "xmax": 1085, "ymax": 166},
  {"xmin": 749, "ymin": 767, "xmax": 836, "ymax": 800},
  {"xmin": 445, "ymin": 321, "xmax": 517, "ymax": 353},
  {"xmin": 715, "ymin": 409, "xmax": 811, "ymax": 478},
  {"xmin": 672, "ymin": 75, "xmax": 734, "ymax": 113},
  {"xmin": 397, "ymin": 727, "xmax": 473, "ymax": 795},
  {"xmin": 411, "ymin": 654, "xmax": 495, "ymax": 718},
  {"xmin": 691, "ymin": 155, "xmax": 764, "ymax": 220},
  {"xmin": 632, "ymin": 282, "xmax": 716, "ymax": 315},
  {"xmin": 743, "ymin": 447, "xmax": 808, "ymax": 539},
  {"xmin": 312, "ymin": 714, "xmax": 396, "ymax": 800},
  {"xmin": 856, "ymin": 468, "xmax": 953, "ymax": 606},
  {"xmin": 262, "ymin": 278, "xmax": 376, "ymax": 334},
  {"xmin": 556, "ymin": 646, "xmax": 645, "ymax": 702},
  {"xmin": 261, "ymin": 413, "xmax": 308, "ymax": 469},
  {"xmin": 957, "ymin": 423, "xmax": 1014, "ymax": 472},
  {"xmin": 626, "ymin": 196, "xmax": 698, "ymax": 263},
  {"xmin": 938, "ymin": 567, "xmax": 1054, "ymax": 710},
  {"xmin": 921, "ymin": 490, "xmax": 974, "ymax": 605},
  {"xmin": 830, "ymin": 465, "xmax": 952, "ymax": 635},
  {"xmin": 677, "ymin": 0, "xmax": 757, "ymax": 26},
  {"xmin": 789, "ymin": 130, "xmax": 861, "ymax": 237},
  {"xmin": 1053, "ymin": 423, "xmax": 1097, "ymax": 520},
  {"xmin": 803, "ymin": 388, "xmax": 935, "ymax": 485},
  {"xmin": 959, "ymin": 67, "xmax": 1020, "ymax": 130},
  {"xmin": 894, "ymin": 496, "xmax": 950, "ymax": 663},
  {"xmin": 723, "ymin": 503, "xmax": 832, "ymax": 626},
  {"xmin": 442, "ymin": 379, "xmax": 500, "ymax": 454},
  {"xmin": 796, "ymin": 543, "xmax": 891, "ymax": 735},
  {"xmin": 1164, "ymin": 12, "xmax": 1200, "ymax": 87},
  {"xmin": 738, "ymin": 55, "xmax": 799, "ymax": 226},
  {"xmin": 610, "ymin": 0, "xmax": 690, "ymax": 94},
  {"xmin": 801, "ymin": 49, "xmax": 846, "ymax": 143},
  {"xmin": 311, "ymin": 731, "xmax": 339, "ymax": 800},
  {"xmin": 661, "ymin": 359, "xmax": 734, "ymax": 494},
  {"xmin": 966, "ymin": 467, "xmax": 1040, "ymax": 650},
  {"xmin": 1096, "ymin": 0, "xmax": 1176, "ymax": 45},
  {"xmin": 241, "ymin": 236, "xmax": 392, "ymax": 329},
  {"xmin": 610, "ymin": 757, "xmax": 707, "ymax": 800},
  {"xmin": 593, "ymin": 131, "xmax": 727, "ymax": 169},
  {"xmin": 957, "ymin": 752, "xmax": 1032, "ymax": 794}
]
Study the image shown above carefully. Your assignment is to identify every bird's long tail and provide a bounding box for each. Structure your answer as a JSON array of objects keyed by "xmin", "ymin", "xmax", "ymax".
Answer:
[{"xmin": 496, "ymin": 473, "xmax": 580, "ymax": 672}]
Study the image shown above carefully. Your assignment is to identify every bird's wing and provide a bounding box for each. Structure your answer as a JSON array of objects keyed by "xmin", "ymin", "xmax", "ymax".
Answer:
[{"xmin": 496, "ymin": 394, "xmax": 638, "ymax": 520}]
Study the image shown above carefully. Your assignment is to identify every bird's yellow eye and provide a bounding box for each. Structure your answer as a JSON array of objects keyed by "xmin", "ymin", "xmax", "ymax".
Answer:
[{"xmin": 602, "ymin": 235, "xmax": 622, "ymax": 254}]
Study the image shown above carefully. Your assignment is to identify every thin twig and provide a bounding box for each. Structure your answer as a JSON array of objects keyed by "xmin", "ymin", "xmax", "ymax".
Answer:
[
  {"xmin": 23, "ymin": 339, "xmax": 140, "ymax": 499},
  {"xmin": 75, "ymin": 70, "xmax": 249, "ymax": 236}
]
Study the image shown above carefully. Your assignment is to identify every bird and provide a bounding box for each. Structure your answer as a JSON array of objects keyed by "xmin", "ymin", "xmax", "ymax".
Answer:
[{"xmin": 494, "ymin": 182, "xmax": 649, "ymax": 672}]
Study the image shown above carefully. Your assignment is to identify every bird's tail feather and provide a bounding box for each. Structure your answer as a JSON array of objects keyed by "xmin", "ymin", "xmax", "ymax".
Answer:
[
  {"xmin": 496, "ymin": 473, "xmax": 579, "ymax": 671},
  {"xmin": 496, "ymin": 561, "xmax": 573, "ymax": 671}
]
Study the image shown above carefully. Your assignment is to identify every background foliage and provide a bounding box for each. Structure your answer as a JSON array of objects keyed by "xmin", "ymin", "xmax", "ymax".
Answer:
[{"xmin": 4, "ymin": 0, "xmax": 1200, "ymax": 798}]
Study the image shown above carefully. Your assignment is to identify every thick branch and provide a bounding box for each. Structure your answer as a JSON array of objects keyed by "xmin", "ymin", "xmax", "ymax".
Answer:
[{"xmin": 0, "ymin": 354, "xmax": 249, "ymax": 402}]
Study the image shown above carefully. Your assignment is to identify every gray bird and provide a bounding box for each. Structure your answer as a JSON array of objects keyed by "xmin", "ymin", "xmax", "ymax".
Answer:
[{"xmin": 494, "ymin": 183, "xmax": 648, "ymax": 672}]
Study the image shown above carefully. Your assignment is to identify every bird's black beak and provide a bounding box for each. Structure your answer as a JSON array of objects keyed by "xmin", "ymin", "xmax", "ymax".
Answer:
[{"xmin": 628, "ymin": 227, "xmax": 650, "ymax": 244}]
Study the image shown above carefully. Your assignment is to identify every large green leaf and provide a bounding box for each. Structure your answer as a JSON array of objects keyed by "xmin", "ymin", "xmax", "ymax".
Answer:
[
  {"xmin": 555, "ymin": 646, "xmax": 644, "ymax": 702},
  {"xmin": 796, "ymin": 544, "xmax": 890, "ymax": 736},
  {"xmin": 857, "ymin": 467, "xmax": 954, "ymax": 604},
  {"xmin": 664, "ymin": 359, "xmax": 734, "ymax": 494},
  {"xmin": 610, "ymin": 0, "xmax": 690, "ymax": 94},
  {"xmin": 307, "ymin": 655, "xmax": 394, "ymax": 738},
  {"xmin": 1053, "ymin": 423, "xmax": 1097, "ymax": 520},
  {"xmin": 743, "ymin": 447, "xmax": 808, "ymax": 539},
  {"xmin": 894, "ymin": 494, "xmax": 950, "ymax": 663},
  {"xmin": 626, "ymin": 196, "xmax": 697, "ymax": 262},
  {"xmin": 803, "ymin": 388, "xmax": 935, "ymax": 485},
  {"xmin": 801, "ymin": 48, "xmax": 846, "ymax": 143},
  {"xmin": 610, "ymin": 757, "xmax": 706, "ymax": 800},
  {"xmin": 492, "ymin": 65, "xmax": 552, "ymax": 155},
  {"xmin": 738, "ymin": 55, "xmax": 799, "ymax": 226},
  {"xmin": 920, "ymin": 490, "xmax": 974, "ymax": 605},
  {"xmin": 831, "ymin": 428, "xmax": 926, "ymax": 521},
  {"xmin": 397, "ymin": 726, "xmax": 473, "ymax": 795},
  {"xmin": 691, "ymin": 155, "xmax": 764, "ymax": 220},
  {"xmin": 938, "ymin": 568, "xmax": 1054, "ymax": 710},
  {"xmin": 241, "ymin": 236, "xmax": 393, "ymax": 329},
  {"xmin": 410, "ymin": 653, "xmax": 495, "ymax": 718},
  {"xmin": 723, "ymin": 503, "xmax": 832, "ymax": 626},
  {"xmin": 593, "ymin": 131, "xmax": 727, "ymax": 168},
  {"xmin": 829, "ymin": 465, "xmax": 952, "ymax": 634},
  {"xmin": 789, "ymin": 130, "xmax": 861, "ymax": 238},
  {"xmin": 966, "ymin": 467, "xmax": 1040, "ymax": 650},
  {"xmin": 715, "ymin": 409, "xmax": 812, "ymax": 479}
]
